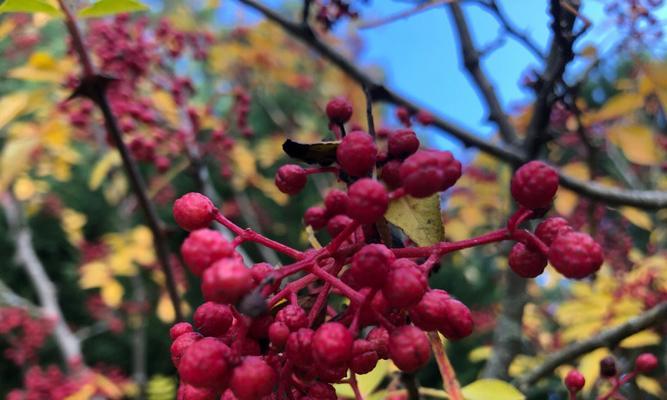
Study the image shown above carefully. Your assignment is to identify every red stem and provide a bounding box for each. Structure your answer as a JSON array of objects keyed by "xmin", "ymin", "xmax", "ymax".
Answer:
[
  {"xmin": 392, "ymin": 228, "xmax": 512, "ymax": 258},
  {"xmin": 428, "ymin": 332, "xmax": 464, "ymax": 400},
  {"xmin": 309, "ymin": 265, "xmax": 364, "ymax": 303}
]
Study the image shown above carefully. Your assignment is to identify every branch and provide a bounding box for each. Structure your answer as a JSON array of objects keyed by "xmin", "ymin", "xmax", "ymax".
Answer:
[
  {"xmin": 449, "ymin": 2, "xmax": 519, "ymax": 145},
  {"xmin": 358, "ymin": 0, "xmax": 454, "ymax": 30},
  {"xmin": 57, "ymin": 0, "xmax": 183, "ymax": 321},
  {"xmin": 235, "ymin": 0, "xmax": 667, "ymax": 209},
  {"xmin": 515, "ymin": 301, "xmax": 667, "ymax": 392},
  {"xmin": 2, "ymin": 195, "xmax": 83, "ymax": 364}
]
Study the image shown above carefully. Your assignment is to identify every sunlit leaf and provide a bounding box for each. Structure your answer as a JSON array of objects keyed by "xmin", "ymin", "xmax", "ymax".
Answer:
[
  {"xmin": 157, "ymin": 294, "xmax": 175, "ymax": 323},
  {"xmin": 608, "ymin": 124, "xmax": 660, "ymax": 166},
  {"xmin": 79, "ymin": 261, "xmax": 110, "ymax": 289},
  {"xmin": 584, "ymin": 92, "xmax": 644, "ymax": 124},
  {"xmin": 619, "ymin": 207, "xmax": 653, "ymax": 230},
  {"xmin": 334, "ymin": 359, "xmax": 390, "ymax": 398},
  {"xmin": 101, "ymin": 280, "xmax": 124, "ymax": 307},
  {"xmin": 636, "ymin": 376, "xmax": 663, "ymax": 397},
  {"xmin": 0, "ymin": 0, "xmax": 61, "ymax": 15},
  {"xmin": 89, "ymin": 151, "xmax": 121, "ymax": 190},
  {"xmin": 78, "ymin": 0, "xmax": 148, "ymax": 17},
  {"xmin": 468, "ymin": 345, "xmax": 491, "ymax": 363},
  {"xmin": 619, "ymin": 330, "xmax": 661, "ymax": 348},
  {"xmin": 0, "ymin": 92, "xmax": 30, "ymax": 130},
  {"xmin": 460, "ymin": 379, "xmax": 524, "ymax": 400},
  {"xmin": 385, "ymin": 194, "xmax": 444, "ymax": 246},
  {"xmin": 0, "ymin": 137, "xmax": 40, "ymax": 192}
]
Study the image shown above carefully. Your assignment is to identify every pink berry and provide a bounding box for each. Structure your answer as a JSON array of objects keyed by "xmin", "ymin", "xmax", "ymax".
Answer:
[
  {"xmin": 173, "ymin": 193, "xmax": 216, "ymax": 231},
  {"xmin": 510, "ymin": 161, "xmax": 559, "ymax": 209},
  {"xmin": 313, "ymin": 322, "xmax": 354, "ymax": 366},
  {"xmin": 275, "ymin": 164, "xmax": 307, "ymax": 195},
  {"xmin": 400, "ymin": 150, "xmax": 461, "ymax": 198},
  {"xmin": 275, "ymin": 305, "xmax": 308, "ymax": 332},
  {"xmin": 317, "ymin": 364, "xmax": 348, "ymax": 383},
  {"xmin": 438, "ymin": 298, "xmax": 473, "ymax": 341},
  {"xmin": 508, "ymin": 242, "xmax": 547, "ymax": 278},
  {"xmin": 326, "ymin": 97, "xmax": 353, "ymax": 124},
  {"xmin": 336, "ymin": 131, "xmax": 377, "ymax": 177},
  {"xmin": 230, "ymin": 356, "xmax": 277, "ymax": 400},
  {"xmin": 193, "ymin": 302, "xmax": 234, "ymax": 337},
  {"xmin": 179, "ymin": 337, "xmax": 232, "ymax": 390},
  {"xmin": 327, "ymin": 214, "xmax": 354, "ymax": 237},
  {"xmin": 170, "ymin": 332, "xmax": 202, "ymax": 368},
  {"xmin": 381, "ymin": 159, "xmax": 403, "ymax": 188},
  {"xmin": 409, "ymin": 289, "xmax": 451, "ymax": 331},
  {"xmin": 324, "ymin": 189, "xmax": 349, "ymax": 216},
  {"xmin": 346, "ymin": 178, "xmax": 388, "ymax": 224},
  {"xmin": 170, "ymin": 322, "xmax": 194, "ymax": 340},
  {"xmin": 564, "ymin": 370, "xmax": 585, "ymax": 392},
  {"xmin": 305, "ymin": 382, "xmax": 337, "ymax": 400},
  {"xmin": 396, "ymin": 107, "xmax": 412, "ymax": 127},
  {"xmin": 367, "ymin": 326, "xmax": 390, "ymax": 359},
  {"xmin": 177, "ymin": 384, "xmax": 218, "ymax": 400},
  {"xmin": 389, "ymin": 325, "xmax": 430, "ymax": 372},
  {"xmin": 249, "ymin": 262, "xmax": 273, "ymax": 285},
  {"xmin": 549, "ymin": 232, "xmax": 604, "ymax": 279},
  {"xmin": 535, "ymin": 217, "xmax": 573, "ymax": 246},
  {"xmin": 350, "ymin": 339, "xmax": 379, "ymax": 374},
  {"xmin": 304, "ymin": 206, "xmax": 329, "ymax": 230},
  {"xmin": 383, "ymin": 259, "xmax": 427, "ymax": 308},
  {"xmin": 388, "ymin": 129, "xmax": 419, "ymax": 159},
  {"xmin": 635, "ymin": 353, "xmax": 658, "ymax": 373},
  {"xmin": 416, "ymin": 110, "xmax": 435, "ymax": 126},
  {"xmin": 201, "ymin": 258, "xmax": 254, "ymax": 304},
  {"xmin": 285, "ymin": 328, "xmax": 315, "ymax": 367},
  {"xmin": 268, "ymin": 321, "xmax": 290, "ymax": 350},
  {"xmin": 181, "ymin": 229, "xmax": 236, "ymax": 277},
  {"xmin": 350, "ymin": 244, "xmax": 395, "ymax": 288}
]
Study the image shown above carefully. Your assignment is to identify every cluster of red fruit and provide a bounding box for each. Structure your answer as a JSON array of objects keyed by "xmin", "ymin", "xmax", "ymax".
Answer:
[
  {"xmin": 0, "ymin": 307, "xmax": 53, "ymax": 366},
  {"xmin": 169, "ymin": 98, "xmax": 604, "ymax": 399},
  {"xmin": 564, "ymin": 353, "xmax": 658, "ymax": 399},
  {"xmin": 314, "ymin": 0, "xmax": 360, "ymax": 31}
]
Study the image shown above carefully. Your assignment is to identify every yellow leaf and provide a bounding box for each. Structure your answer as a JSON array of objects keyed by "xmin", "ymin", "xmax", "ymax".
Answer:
[
  {"xmin": 94, "ymin": 373, "xmax": 124, "ymax": 399},
  {"xmin": 619, "ymin": 330, "xmax": 661, "ymax": 348},
  {"xmin": 103, "ymin": 173, "xmax": 128, "ymax": 205},
  {"xmin": 13, "ymin": 176, "xmax": 37, "ymax": 200},
  {"xmin": 460, "ymin": 379, "xmax": 525, "ymax": 400},
  {"xmin": 619, "ymin": 207, "xmax": 653, "ymax": 230},
  {"xmin": 89, "ymin": 151, "xmax": 121, "ymax": 190},
  {"xmin": 152, "ymin": 90, "xmax": 180, "ymax": 127},
  {"xmin": 385, "ymin": 195, "xmax": 444, "ymax": 246},
  {"xmin": 251, "ymin": 175, "xmax": 289, "ymax": 205},
  {"xmin": 0, "ymin": 137, "xmax": 40, "ymax": 191},
  {"xmin": 334, "ymin": 359, "xmax": 390, "ymax": 398},
  {"xmin": 608, "ymin": 124, "xmax": 659, "ymax": 165},
  {"xmin": 231, "ymin": 144, "xmax": 258, "ymax": 190},
  {"xmin": 101, "ymin": 280, "xmax": 124, "ymax": 307},
  {"xmin": 636, "ymin": 376, "xmax": 663, "ymax": 397},
  {"xmin": 0, "ymin": 92, "xmax": 30, "ymax": 130},
  {"xmin": 146, "ymin": 375, "xmax": 177, "ymax": 400},
  {"xmin": 468, "ymin": 346, "xmax": 492, "ymax": 362},
  {"xmin": 157, "ymin": 294, "xmax": 175, "ymax": 323},
  {"xmin": 584, "ymin": 92, "xmax": 644, "ymax": 124},
  {"xmin": 64, "ymin": 383, "xmax": 96, "ymax": 400}
]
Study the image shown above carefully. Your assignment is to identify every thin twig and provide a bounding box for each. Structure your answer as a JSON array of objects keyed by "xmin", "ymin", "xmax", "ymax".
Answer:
[
  {"xmin": 429, "ymin": 332, "xmax": 464, "ymax": 400},
  {"xmin": 516, "ymin": 301, "xmax": 667, "ymax": 392},
  {"xmin": 358, "ymin": 0, "xmax": 454, "ymax": 30}
]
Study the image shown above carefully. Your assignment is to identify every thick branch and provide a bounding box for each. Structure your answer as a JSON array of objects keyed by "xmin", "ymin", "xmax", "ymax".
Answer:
[
  {"xmin": 449, "ymin": 2, "xmax": 519, "ymax": 144},
  {"xmin": 516, "ymin": 301, "xmax": 667, "ymax": 391},
  {"xmin": 2, "ymin": 195, "xmax": 83, "ymax": 364},
  {"xmin": 236, "ymin": 0, "xmax": 667, "ymax": 210}
]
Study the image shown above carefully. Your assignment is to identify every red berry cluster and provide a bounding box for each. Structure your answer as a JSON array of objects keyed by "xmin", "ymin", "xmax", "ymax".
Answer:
[
  {"xmin": 314, "ymin": 0, "xmax": 362, "ymax": 31},
  {"xmin": 170, "ymin": 98, "xmax": 605, "ymax": 397},
  {"xmin": 0, "ymin": 307, "xmax": 53, "ymax": 365},
  {"xmin": 395, "ymin": 106, "xmax": 435, "ymax": 128}
]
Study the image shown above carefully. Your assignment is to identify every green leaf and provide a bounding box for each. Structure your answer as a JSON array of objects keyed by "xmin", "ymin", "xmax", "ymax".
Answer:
[
  {"xmin": 0, "ymin": 0, "xmax": 61, "ymax": 15},
  {"xmin": 78, "ymin": 0, "xmax": 148, "ymax": 17},
  {"xmin": 384, "ymin": 194, "xmax": 444, "ymax": 246},
  {"xmin": 461, "ymin": 379, "xmax": 525, "ymax": 400}
]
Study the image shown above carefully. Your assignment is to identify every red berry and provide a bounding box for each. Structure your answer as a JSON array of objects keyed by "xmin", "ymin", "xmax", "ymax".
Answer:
[
  {"xmin": 508, "ymin": 242, "xmax": 547, "ymax": 278},
  {"xmin": 201, "ymin": 258, "xmax": 254, "ymax": 304},
  {"xmin": 304, "ymin": 206, "xmax": 329, "ymax": 230},
  {"xmin": 388, "ymin": 129, "xmax": 419, "ymax": 159},
  {"xmin": 549, "ymin": 232, "xmax": 603, "ymax": 279},
  {"xmin": 564, "ymin": 370, "xmax": 585, "ymax": 392},
  {"xmin": 380, "ymin": 159, "xmax": 403, "ymax": 188},
  {"xmin": 285, "ymin": 328, "xmax": 315, "ymax": 367},
  {"xmin": 173, "ymin": 193, "xmax": 216, "ymax": 231},
  {"xmin": 324, "ymin": 189, "xmax": 349, "ymax": 216},
  {"xmin": 350, "ymin": 339, "xmax": 379, "ymax": 374},
  {"xmin": 389, "ymin": 325, "xmax": 430, "ymax": 372},
  {"xmin": 383, "ymin": 259, "xmax": 427, "ymax": 308},
  {"xmin": 275, "ymin": 164, "xmax": 307, "ymax": 195},
  {"xmin": 409, "ymin": 289, "xmax": 451, "ymax": 331},
  {"xmin": 635, "ymin": 353, "xmax": 658, "ymax": 373},
  {"xmin": 327, "ymin": 214, "xmax": 354, "ymax": 237},
  {"xmin": 346, "ymin": 178, "xmax": 388, "ymax": 224},
  {"xmin": 396, "ymin": 107, "xmax": 412, "ymax": 127},
  {"xmin": 193, "ymin": 302, "xmax": 234, "ymax": 337},
  {"xmin": 438, "ymin": 298, "xmax": 473, "ymax": 341},
  {"xmin": 350, "ymin": 244, "xmax": 395, "ymax": 288},
  {"xmin": 179, "ymin": 337, "xmax": 232, "ymax": 390},
  {"xmin": 170, "ymin": 322, "xmax": 194, "ymax": 340},
  {"xmin": 313, "ymin": 322, "xmax": 353, "ymax": 366},
  {"xmin": 600, "ymin": 356, "xmax": 617, "ymax": 377},
  {"xmin": 510, "ymin": 161, "xmax": 559, "ymax": 209},
  {"xmin": 400, "ymin": 150, "xmax": 461, "ymax": 198},
  {"xmin": 275, "ymin": 305, "xmax": 308, "ymax": 332},
  {"xmin": 230, "ymin": 356, "xmax": 277, "ymax": 400},
  {"xmin": 317, "ymin": 364, "xmax": 348, "ymax": 383},
  {"xmin": 326, "ymin": 97, "xmax": 353, "ymax": 124},
  {"xmin": 170, "ymin": 332, "xmax": 202, "ymax": 368},
  {"xmin": 535, "ymin": 217, "xmax": 573, "ymax": 246},
  {"xmin": 305, "ymin": 382, "xmax": 337, "ymax": 400},
  {"xmin": 181, "ymin": 229, "xmax": 236, "ymax": 277},
  {"xmin": 249, "ymin": 262, "xmax": 273, "ymax": 285},
  {"xmin": 268, "ymin": 321, "xmax": 290, "ymax": 350},
  {"xmin": 177, "ymin": 384, "xmax": 218, "ymax": 400},
  {"xmin": 367, "ymin": 326, "xmax": 390, "ymax": 359},
  {"xmin": 416, "ymin": 110, "xmax": 435, "ymax": 126},
  {"xmin": 336, "ymin": 130, "xmax": 377, "ymax": 177}
]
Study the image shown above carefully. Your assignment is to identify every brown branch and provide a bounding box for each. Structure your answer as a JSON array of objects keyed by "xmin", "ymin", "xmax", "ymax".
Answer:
[
  {"xmin": 235, "ymin": 0, "xmax": 667, "ymax": 209},
  {"xmin": 56, "ymin": 0, "xmax": 183, "ymax": 321},
  {"xmin": 449, "ymin": 2, "xmax": 519, "ymax": 145},
  {"xmin": 515, "ymin": 301, "xmax": 667, "ymax": 392},
  {"xmin": 358, "ymin": 0, "xmax": 454, "ymax": 30}
]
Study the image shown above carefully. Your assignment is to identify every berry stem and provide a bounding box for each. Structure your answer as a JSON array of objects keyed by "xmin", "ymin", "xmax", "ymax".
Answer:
[
  {"xmin": 349, "ymin": 373, "xmax": 364, "ymax": 400},
  {"xmin": 391, "ymin": 228, "xmax": 512, "ymax": 258},
  {"xmin": 325, "ymin": 221, "xmax": 361, "ymax": 254},
  {"xmin": 428, "ymin": 332, "xmax": 464, "ymax": 400},
  {"xmin": 511, "ymin": 229, "xmax": 549, "ymax": 256},
  {"xmin": 304, "ymin": 166, "xmax": 339, "ymax": 175},
  {"xmin": 507, "ymin": 207, "xmax": 533, "ymax": 233},
  {"xmin": 309, "ymin": 265, "xmax": 364, "ymax": 304},
  {"xmin": 307, "ymin": 282, "xmax": 332, "ymax": 325},
  {"xmin": 215, "ymin": 211, "xmax": 305, "ymax": 260}
]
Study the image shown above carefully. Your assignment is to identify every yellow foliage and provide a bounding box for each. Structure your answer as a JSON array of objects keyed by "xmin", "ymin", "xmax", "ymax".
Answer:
[
  {"xmin": 0, "ymin": 91, "xmax": 30, "ymax": 130},
  {"xmin": 385, "ymin": 194, "xmax": 444, "ymax": 246},
  {"xmin": 89, "ymin": 151, "xmax": 122, "ymax": 190},
  {"xmin": 460, "ymin": 379, "xmax": 525, "ymax": 400},
  {"xmin": 334, "ymin": 360, "xmax": 390, "ymax": 398},
  {"xmin": 608, "ymin": 124, "xmax": 660, "ymax": 165},
  {"xmin": 583, "ymin": 92, "xmax": 644, "ymax": 124}
]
